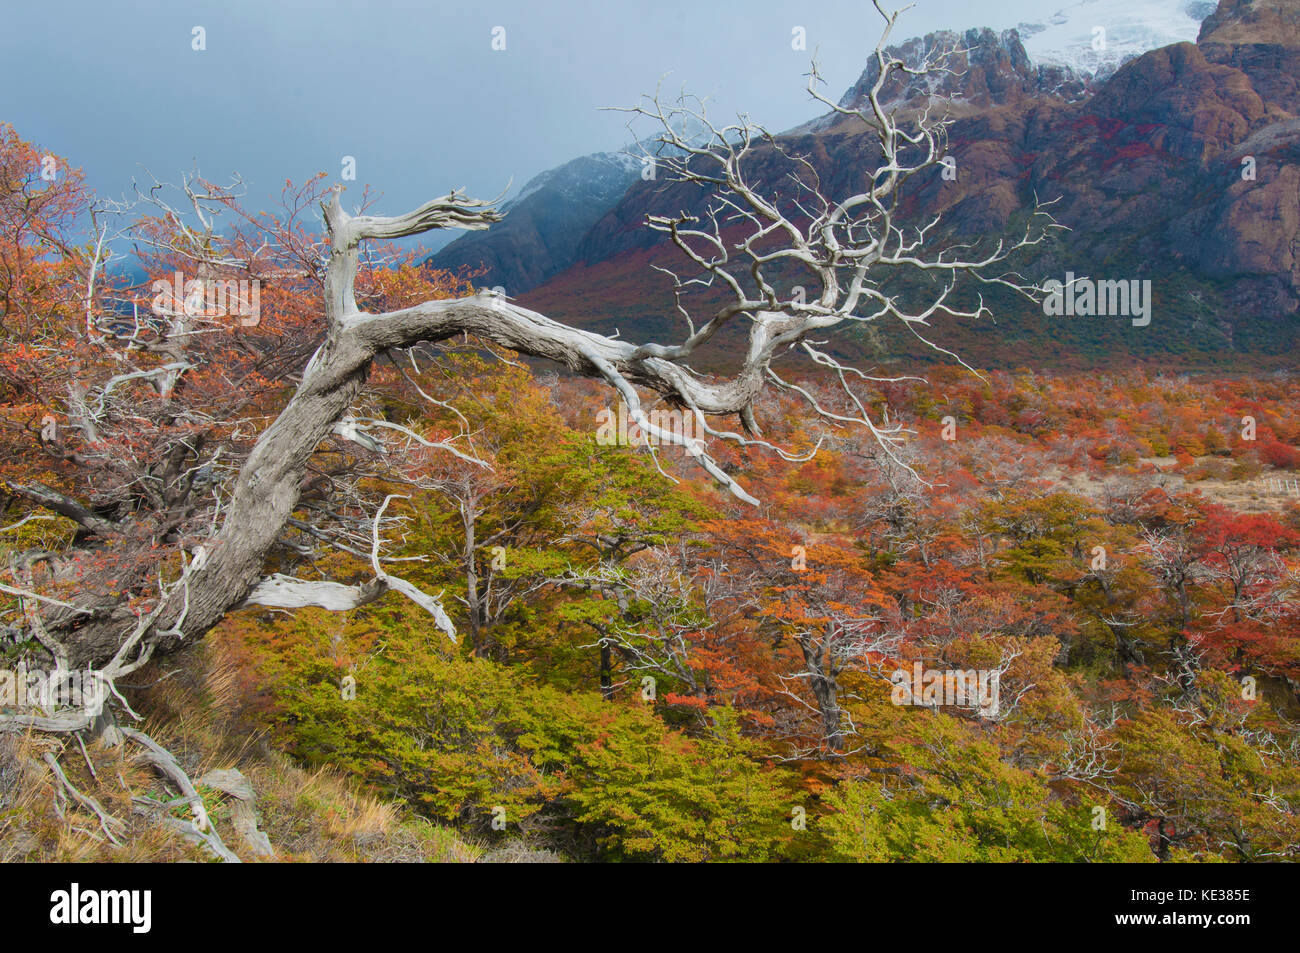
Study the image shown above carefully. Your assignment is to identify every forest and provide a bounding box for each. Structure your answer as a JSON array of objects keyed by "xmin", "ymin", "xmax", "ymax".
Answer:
[
  {"xmin": 1, "ymin": 118, "xmax": 1297, "ymax": 863},
  {"xmin": 1, "ymin": 0, "xmax": 1298, "ymax": 870}
]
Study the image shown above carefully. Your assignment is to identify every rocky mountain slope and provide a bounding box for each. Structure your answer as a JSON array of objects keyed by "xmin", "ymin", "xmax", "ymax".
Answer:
[
  {"xmin": 425, "ymin": 149, "xmax": 641, "ymax": 294},
  {"xmin": 511, "ymin": 0, "xmax": 1300, "ymax": 369}
]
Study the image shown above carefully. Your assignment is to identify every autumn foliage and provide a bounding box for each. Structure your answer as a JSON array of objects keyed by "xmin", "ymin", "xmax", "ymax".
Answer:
[{"xmin": 4, "ymin": 123, "xmax": 1300, "ymax": 863}]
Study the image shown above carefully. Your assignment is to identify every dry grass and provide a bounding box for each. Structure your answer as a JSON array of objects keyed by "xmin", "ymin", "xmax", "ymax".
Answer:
[
  {"xmin": 0, "ymin": 730, "xmax": 205, "ymax": 863},
  {"xmin": 1046, "ymin": 458, "xmax": 1298, "ymax": 515},
  {"xmin": 0, "ymin": 635, "xmax": 481, "ymax": 863},
  {"xmin": 250, "ymin": 759, "xmax": 479, "ymax": 862}
]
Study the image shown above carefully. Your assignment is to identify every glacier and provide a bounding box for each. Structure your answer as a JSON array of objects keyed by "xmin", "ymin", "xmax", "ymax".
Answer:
[{"xmin": 1016, "ymin": 0, "xmax": 1217, "ymax": 78}]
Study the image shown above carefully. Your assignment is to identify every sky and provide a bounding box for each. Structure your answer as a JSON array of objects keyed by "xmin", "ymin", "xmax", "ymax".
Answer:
[{"xmin": 1, "ymin": 0, "xmax": 1065, "ymax": 249}]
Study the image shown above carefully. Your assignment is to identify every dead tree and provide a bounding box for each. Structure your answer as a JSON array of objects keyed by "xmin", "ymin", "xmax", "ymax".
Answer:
[{"xmin": 1, "ymin": 2, "xmax": 1053, "ymax": 744}]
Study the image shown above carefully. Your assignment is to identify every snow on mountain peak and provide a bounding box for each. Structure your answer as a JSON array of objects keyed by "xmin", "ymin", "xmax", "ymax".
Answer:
[{"xmin": 1017, "ymin": 0, "xmax": 1217, "ymax": 78}]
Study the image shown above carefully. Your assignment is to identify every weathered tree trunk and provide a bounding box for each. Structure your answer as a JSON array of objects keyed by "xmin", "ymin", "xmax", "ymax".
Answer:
[
  {"xmin": 63, "ymin": 188, "xmax": 793, "ymax": 667},
  {"xmin": 797, "ymin": 631, "xmax": 845, "ymax": 755},
  {"xmin": 42, "ymin": 8, "xmax": 1049, "ymax": 674}
]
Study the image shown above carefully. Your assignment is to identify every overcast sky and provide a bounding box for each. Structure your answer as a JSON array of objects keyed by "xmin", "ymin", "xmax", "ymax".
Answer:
[{"xmin": 1, "ymin": 0, "xmax": 1053, "ymax": 246}]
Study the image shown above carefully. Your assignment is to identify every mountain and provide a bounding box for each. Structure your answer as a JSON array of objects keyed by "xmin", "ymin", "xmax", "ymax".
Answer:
[
  {"xmin": 423, "ymin": 4, "xmax": 1215, "ymax": 301},
  {"xmin": 1198, "ymin": 0, "xmax": 1300, "ymax": 111},
  {"xmin": 511, "ymin": 0, "xmax": 1299, "ymax": 370},
  {"xmin": 424, "ymin": 149, "xmax": 641, "ymax": 294},
  {"xmin": 1017, "ymin": 0, "xmax": 1215, "ymax": 78},
  {"xmin": 795, "ymin": 27, "xmax": 1091, "ymax": 130}
]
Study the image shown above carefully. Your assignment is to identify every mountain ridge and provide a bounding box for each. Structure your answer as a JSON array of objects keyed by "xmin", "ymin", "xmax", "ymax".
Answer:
[
  {"xmin": 514, "ymin": 0, "xmax": 1300, "ymax": 369},
  {"xmin": 431, "ymin": 0, "xmax": 1299, "ymax": 369}
]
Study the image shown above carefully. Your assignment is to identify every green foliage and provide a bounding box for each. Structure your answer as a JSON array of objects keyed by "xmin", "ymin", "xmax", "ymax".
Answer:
[
  {"xmin": 821, "ymin": 717, "xmax": 1154, "ymax": 862},
  {"xmin": 980, "ymin": 492, "xmax": 1108, "ymax": 587},
  {"xmin": 566, "ymin": 709, "xmax": 797, "ymax": 861},
  {"xmin": 1110, "ymin": 702, "xmax": 1300, "ymax": 861},
  {"xmin": 274, "ymin": 624, "xmax": 795, "ymax": 861},
  {"xmin": 224, "ymin": 361, "xmax": 1300, "ymax": 864}
]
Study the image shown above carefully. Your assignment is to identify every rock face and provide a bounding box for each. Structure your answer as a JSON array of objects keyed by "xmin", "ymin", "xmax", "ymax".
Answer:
[
  {"xmin": 515, "ymin": 0, "xmax": 1300, "ymax": 366},
  {"xmin": 426, "ymin": 150, "xmax": 641, "ymax": 294},
  {"xmin": 1199, "ymin": 0, "xmax": 1300, "ymax": 113},
  {"xmin": 429, "ymin": 7, "xmax": 1213, "ymax": 303},
  {"xmin": 830, "ymin": 28, "xmax": 1091, "ymax": 118}
]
